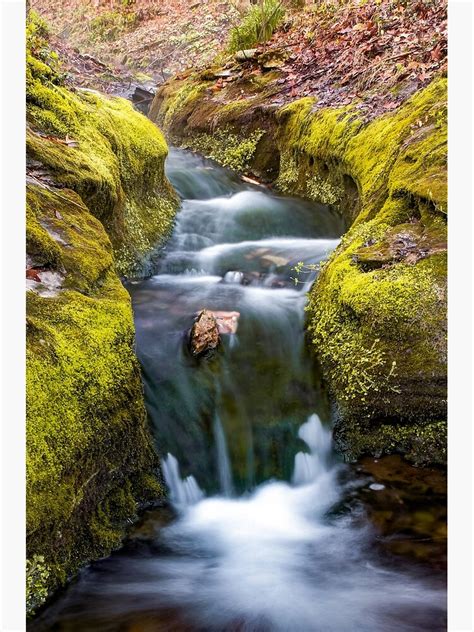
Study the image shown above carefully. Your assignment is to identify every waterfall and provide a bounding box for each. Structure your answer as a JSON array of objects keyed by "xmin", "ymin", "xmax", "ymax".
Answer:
[
  {"xmin": 162, "ymin": 453, "xmax": 204, "ymax": 507},
  {"xmin": 292, "ymin": 413, "xmax": 332, "ymax": 485},
  {"xmin": 213, "ymin": 414, "xmax": 234, "ymax": 496}
]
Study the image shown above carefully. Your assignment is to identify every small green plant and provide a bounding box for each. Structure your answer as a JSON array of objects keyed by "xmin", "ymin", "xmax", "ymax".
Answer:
[
  {"xmin": 228, "ymin": 0, "xmax": 285, "ymax": 53},
  {"xmin": 26, "ymin": 555, "xmax": 51, "ymax": 616},
  {"xmin": 292, "ymin": 261, "xmax": 322, "ymax": 285}
]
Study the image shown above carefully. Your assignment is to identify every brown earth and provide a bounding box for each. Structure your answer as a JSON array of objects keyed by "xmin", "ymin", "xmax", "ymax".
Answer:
[{"xmin": 31, "ymin": 0, "xmax": 446, "ymax": 120}]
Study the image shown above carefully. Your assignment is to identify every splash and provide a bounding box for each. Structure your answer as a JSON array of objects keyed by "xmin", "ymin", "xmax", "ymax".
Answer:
[{"xmin": 161, "ymin": 453, "xmax": 204, "ymax": 507}]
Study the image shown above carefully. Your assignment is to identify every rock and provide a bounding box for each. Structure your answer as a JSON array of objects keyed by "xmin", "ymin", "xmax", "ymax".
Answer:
[
  {"xmin": 235, "ymin": 49, "xmax": 258, "ymax": 63},
  {"xmin": 214, "ymin": 69, "xmax": 237, "ymax": 79},
  {"xmin": 131, "ymin": 86, "xmax": 156, "ymax": 115},
  {"xmin": 222, "ymin": 270, "xmax": 262, "ymax": 286},
  {"xmin": 261, "ymin": 253, "xmax": 289, "ymax": 268},
  {"xmin": 352, "ymin": 223, "xmax": 447, "ymax": 270},
  {"xmin": 189, "ymin": 310, "xmax": 221, "ymax": 357},
  {"xmin": 257, "ymin": 48, "xmax": 290, "ymax": 71},
  {"xmin": 212, "ymin": 311, "xmax": 240, "ymax": 335},
  {"xmin": 223, "ymin": 271, "xmax": 244, "ymax": 284}
]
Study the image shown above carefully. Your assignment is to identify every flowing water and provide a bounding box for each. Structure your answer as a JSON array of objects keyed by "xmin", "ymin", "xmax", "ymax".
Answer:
[{"xmin": 32, "ymin": 149, "xmax": 446, "ymax": 632}]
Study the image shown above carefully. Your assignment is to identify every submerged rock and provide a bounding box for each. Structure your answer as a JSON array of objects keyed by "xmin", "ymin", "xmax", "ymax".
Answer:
[
  {"xmin": 213, "ymin": 310, "xmax": 240, "ymax": 335},
  {"xmin": 189, "ymin": 309, "xmax": 240, "ymax": 356},
  {"xmin": 189, "ymin": 310, "xmax": 221, "ymax": 357}
]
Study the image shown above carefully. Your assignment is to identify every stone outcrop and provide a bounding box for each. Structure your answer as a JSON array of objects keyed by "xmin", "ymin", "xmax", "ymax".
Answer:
[{"xmin": 26, "ymin": 12, "xmax": 179, "ymax": 615}]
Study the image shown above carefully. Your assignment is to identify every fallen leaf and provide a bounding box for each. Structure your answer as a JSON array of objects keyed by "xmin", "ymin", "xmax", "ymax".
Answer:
[{"xmin": 26, "ymin": 268, "xmax": 42, "ymax": 282}]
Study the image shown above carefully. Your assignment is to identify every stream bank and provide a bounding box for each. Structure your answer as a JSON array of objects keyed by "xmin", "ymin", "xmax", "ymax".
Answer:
[
  {"xmin": 149, "ymin": 62, "xmax": 447, "ymax": 467},
  {"xmin": 26, "ymin": 13, "xmax": 179, "ymax": 614}
]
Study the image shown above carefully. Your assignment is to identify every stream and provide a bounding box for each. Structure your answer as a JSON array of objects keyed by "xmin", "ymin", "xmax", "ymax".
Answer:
[{"xmin": 32, "ymin": 148, "xmax": 446, "ymax": 631}]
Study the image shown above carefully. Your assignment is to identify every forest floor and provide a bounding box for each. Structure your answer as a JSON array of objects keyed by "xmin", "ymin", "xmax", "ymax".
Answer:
[
  {"xmin": 31, "ymin": 0, "xmax": 446, "ymax": 119},
  {"xmin": 30, "ymin": 0, "xmax": 241, "ymax": 91}
]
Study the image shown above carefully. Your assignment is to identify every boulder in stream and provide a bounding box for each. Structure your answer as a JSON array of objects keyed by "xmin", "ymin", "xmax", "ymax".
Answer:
[
  {"xmin": 189, "ymin": 310, "xmax": 221, "ymax": 357},
  {"xmin": 189, "ymin": 309, "xmax": 241, "ymax": 356}
]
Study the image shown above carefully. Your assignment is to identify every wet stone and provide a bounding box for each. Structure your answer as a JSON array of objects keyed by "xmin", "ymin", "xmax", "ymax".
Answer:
[{"xmin": 189, "ymin": 309, "xmax": 220, "ymax": 357}]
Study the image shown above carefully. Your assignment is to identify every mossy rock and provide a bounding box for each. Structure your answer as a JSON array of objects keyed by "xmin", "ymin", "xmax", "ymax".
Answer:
[
  {"xmin": 26, "ymin": 15, "xmax": 175, "ymax": 615},
  {"xmin": 150, "ymin": 72, "xmax": 447, "ymax": 465},
  {"xmin": 27, "ymin": 20, "xmax": 179, "ymax": 276},
  {"xmin": 26, "ymin": 186, "xmax": 166, "ymax": 616}
]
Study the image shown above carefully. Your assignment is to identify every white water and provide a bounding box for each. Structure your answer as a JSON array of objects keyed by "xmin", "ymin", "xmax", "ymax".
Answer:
[
  {"xmin": 162, "ymin": 453, "xmax": 204, "ymax": 507},
  {"xmin": 47, "ymin": 414, "xmax": 445, "ymax": 631},
  {"xmin": 149, "ymin": 415, "xmax": 444, "ymax": 631},
  {"xmin": 213, "ymin": 414, "xmax": 234, "ymax": 496}
]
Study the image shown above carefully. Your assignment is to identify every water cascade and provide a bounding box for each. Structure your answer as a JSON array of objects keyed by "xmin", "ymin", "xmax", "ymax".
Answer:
[
  {"xmin": 161, "ymin": 453, "xmax": 204, "ymax": 507},
  {"xmin": 213, "ymin": 414, "xmax": 234, "ymax": 497},
  {"xmin": 31, "ymin": 148, "xmax": 446, "ymax": 632}
]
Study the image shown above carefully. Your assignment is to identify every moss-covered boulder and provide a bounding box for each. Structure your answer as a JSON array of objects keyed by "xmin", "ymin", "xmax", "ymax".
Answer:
[
  {"xmin": 150, "ymin": 70, "xmax": 447, "ymax": 466},
  {"xmin": 27, "ymin": 14, "xmax": 178, "ymax": 276},
  {"xmin": 26, "ymin": 186, "xmax": 165, "ymax": 615},
  {"xmin": 26, "ymin": 14, "xmax": 178, "ymax": 615}
]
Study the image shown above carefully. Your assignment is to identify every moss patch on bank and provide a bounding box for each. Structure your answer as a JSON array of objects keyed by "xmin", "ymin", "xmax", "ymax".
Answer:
[
  {"xmin": 27, "ymin": 13, "xmax": 178, "ymax": 276},
  {"xmin": 26, "ymin": 185, "xmax": 165, "ymax": 616},
  {"xmin": 151, "ymin": 72, "xmax": 447, "ymax": 464},
  {"xmin": 26, "ymin": 14, "xmax": 175, "ymax": 615}
]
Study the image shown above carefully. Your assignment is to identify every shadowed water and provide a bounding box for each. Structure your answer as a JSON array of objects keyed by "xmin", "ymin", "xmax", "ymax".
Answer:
[{"xmin": 31, "ymin": 149, "xmax": 446, "ymax": 632}]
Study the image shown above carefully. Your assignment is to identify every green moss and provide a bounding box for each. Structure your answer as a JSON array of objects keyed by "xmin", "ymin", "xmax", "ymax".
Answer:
[
  {"xmin": 26, "ymin": 186, "xmax": 164, "ymax": 616},
  {"xmin": 335, "ymin": 419, "xmax": 447, "ymax": 466},
  {"xmin": 162, "ymin": 82, "xmax": 208, "ymax": 129},
  {"xmin": 182, "ymin": 126, "xmax": 265, "ymax": 172},
  {"xmin": 89, "ymin": 481, "xmax": 137, "ymax": 550},
  {"xmin": 26, "ymin": 16, "xmax": 175, "ymax": 614},
  {"xmin": 306, "ymin": 224, "xmax": 446, "ymax": 421},
  {"xmin": 26, "ymin": 196, "xmax": 63, "ymax": 269},
  {"xmin": 26, "ymin": 19, "xmax": 178, "ymax": 276}
]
